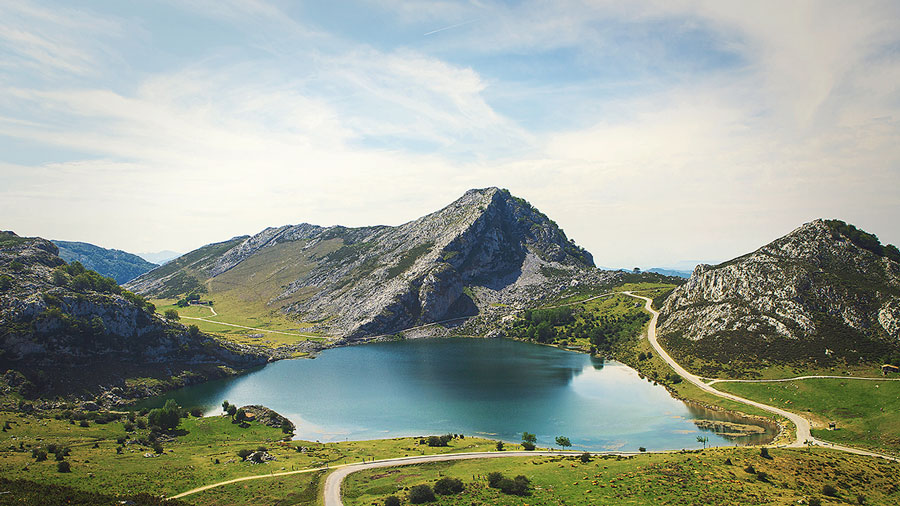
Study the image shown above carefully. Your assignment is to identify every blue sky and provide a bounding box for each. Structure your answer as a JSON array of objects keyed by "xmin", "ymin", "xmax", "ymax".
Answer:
[{"xmin": 2, "ymin": 0, "xmax": 899, "ymax": 268}]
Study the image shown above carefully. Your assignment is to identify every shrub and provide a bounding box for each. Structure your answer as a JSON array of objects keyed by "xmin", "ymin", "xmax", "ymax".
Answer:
[
  {"xmin": 237, "ymin": 449, "xmax": 252, "ymax": 461},
  {"xmin": 497, "ymin": 475, "xmax": 531, "ymax": 496},
  {"xmin": 744, "ymin": 464, "xmax": 756, "ymax": 474},
  {"xmin": 638, "ymin": 447, "xmax": 646, "ymax": 452},
  {"xmin": 164, "ymin": 309, "xmax": 179, "ymax": 320},
  {"xmin": 408, "ymin": 484, "xmax": 435, "ymax": 504},
  {"xmin": 580, "ymin": 452, "xmax": 591, "ymax": 463},
  {"xmin": 57, "ymin": 461, "xmax": 71, "ymax": 473},
  {"xmin": 32, "ymin": 449, "xmax": 47, "ymax": 462},
  {"xmin": 152, "ymin": 442, "xmax": 164, "ymax": 454},
  {"xmin": 384, "ymin": 496, "xmax": 401, "ymax": 506},
  {"xmin": 487, "ymin": 472, "xmax": 504, "ymax": 488},
  {"xmin": 823, "ymin": 484, "xmax": 838, "ymax": 497},
  {"xmin": 433, "ymin": 477, "xmax": 464, "ymax": 495},
  {"xmin": 760, "ymin": 447, "xmax": 771, "ymax": 459},
  {"xmin": 809, "ymin": 498, "xmax": 822, "ymax": 506},
  {"xmin": 148, "ymin": 399, "xmax": 183, "ymax": 431},
  {"xmin": 79, "ymin": 420, "xmax": 89, "ymax": 428},
  {"xmin": 521, "ymin": 441, "xmax": 535, "ymax": 451},
  {"xmin": 190, "ymin": 408, "xmax": 204, "ymax": 417}
]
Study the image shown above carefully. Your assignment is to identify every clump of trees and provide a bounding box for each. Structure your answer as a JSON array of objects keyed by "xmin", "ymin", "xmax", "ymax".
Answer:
[
  {"xmin": 148, "ymin": 399, "xmax": 184, "ymax": 431},
  {"xmin": 521, "ymin": 431, "xmax": 536, "ymax": 451},
  {"xmin": 826, "ymin": 220, "xmax": 900, "ymax": 263},
  {"xmin": 507, "ymin": 304, "xmax": 650, "ymax": 352},
  {"xmin": 433, "ymin": 477, "xmax": 464, "ymax": 495},
  {"xmin": 408, "ymin": 484, "xmax": 436, "ymax": 504},
  {"xmin": 487, "ymin": 472, "xmax": 531, "ymax": 496}
]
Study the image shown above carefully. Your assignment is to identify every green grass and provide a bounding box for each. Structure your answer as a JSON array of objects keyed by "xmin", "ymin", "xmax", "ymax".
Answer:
[
  {"xmin": 342, "ymin": 447, "xmax": 900, "ymax": 506},
  {"xmin": 0, "ymin": 411, "xmax": 499, "ymax": 504},
  {"xmin": 716, "ymin": 379, "xmax": 900, "ymax": 455}
]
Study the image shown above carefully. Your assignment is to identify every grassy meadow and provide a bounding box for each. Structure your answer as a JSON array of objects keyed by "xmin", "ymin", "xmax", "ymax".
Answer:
[{"xmin": 342, "ymin": 448, "xmax": 900, "ymax": 506}]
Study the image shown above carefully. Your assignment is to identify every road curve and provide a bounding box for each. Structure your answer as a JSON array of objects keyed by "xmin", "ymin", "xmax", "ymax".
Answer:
[
  {"xmin": 624, "ymin": 292, "xmax": 898, "ymax": 461},
  {"xmin": 323, "ymin": 451, "xmax": 602, "ymax": 506},
  {"xmin": 708, "ymin": 375, "xmax": 900, "ymax": 384}
]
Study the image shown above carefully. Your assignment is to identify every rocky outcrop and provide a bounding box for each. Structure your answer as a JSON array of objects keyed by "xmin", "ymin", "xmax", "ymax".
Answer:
[
  {"xmin": 128, "ymin": 188, "xmax": 610, "ymax": 338},
  {"xmin": 0, "ymin": 231, "xmax": 266, "ymax": 396},
  {"xmin": 658, "ymin": 219, "xmax": 900, "ymax": 370}
]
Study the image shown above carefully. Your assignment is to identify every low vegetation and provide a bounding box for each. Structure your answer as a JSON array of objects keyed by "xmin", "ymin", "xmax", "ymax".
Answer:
[{"xmin": 342, "ymin": 448, "xmax": 900, "ymax": 506}]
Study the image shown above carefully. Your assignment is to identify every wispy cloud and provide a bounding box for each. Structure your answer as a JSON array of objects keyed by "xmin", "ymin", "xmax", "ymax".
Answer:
[{"xmin": 0, "ymin": 0, "xmax": 899, "ymax": 267}]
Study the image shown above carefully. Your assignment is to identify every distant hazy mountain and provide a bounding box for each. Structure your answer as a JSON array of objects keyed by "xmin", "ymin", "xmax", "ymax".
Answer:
[
  {"xmin": 53, "ymin": 240, "xmax": 158, "ymax": 284},
  {"xmin": 648, "ymin": 268, "xmax": 692, "ymax": 279},
  {"xmin": 137, "ymin": 250, "xmax": 181, "ymax": 265},
  {"xmin": 128, "ymin": 187, "xmax": 615, "ymax": 338},
  {"xmin": 658, "ymin": 219, "xmax": 900, "ymax": 376}
]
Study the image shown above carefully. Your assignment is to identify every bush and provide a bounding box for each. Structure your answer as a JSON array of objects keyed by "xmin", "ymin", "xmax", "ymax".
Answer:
[
  {"xmin": 152, "ymin": 442, "xmax": 164, "ymax": 454},
  {"xmin": 487, "ymin": 472, "xmax": 504, "ymax": 488},
  {"xmin": 190, "ymin": 408, "xmax": 204, "ymax": 417},
  {"xmin": 495, "ymin": 441, "xmax": 504, "ymax": 451},
  {"xmin": 79, "ymin": 420, "xmax": 89, "ymax": 428},
  {"xmin": 32, "ymin": 449, "xmax": 47, "ymax": 462},
  {"xmin": 809, "ymin": 498, "xmax": 822, "ymax": 506},
  {"xmin": 237, "ymin": 449, "xmax": 252, "ymax": 461},
  {"xmin": 521, "ymin": 441, "xmax": 535, "ymax": 451},
  {"xmin": 760, "ymin": 447, "xmax": 771, "ymax": 459},
  {"xmin": 164, "ymin": 309, "xmax": 179, "ymax": 320},
  {"xmin": 57, "ymin": 461, "xmax": 71, "ymax": 473},
  {"xmin": 124, "ymin": 422, "xmax": 135, "ymax": 432},
  {"xmin": 433, "ymin": 477, "xmax": 464, "ymax": 495},
  {"xmin": 408, "ymin": 484, "xmax": 435, "ymax": 504},
  {"xmin": 497, "ymin": 475, "xmax": 531, "ymax": 496},
  {"xmin": 384, "ymin": 496, "xmax": 401, "ymax": 506},
  {"xmin": 823, "ymin": 484, "xmax": 838, "ymax": 497},
  {"xmin": 148, "ymin": 399, "xmax": 183, "ymax": 431},
  {"xmin": 580, "ymin": 452, "xmax": 591, "ymax": 463}
]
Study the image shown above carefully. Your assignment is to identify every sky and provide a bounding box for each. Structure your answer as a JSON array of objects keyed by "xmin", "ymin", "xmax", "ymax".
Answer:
[{"xmin": 1, "ymin": 0, "xmax": 899, "ymax": 269}]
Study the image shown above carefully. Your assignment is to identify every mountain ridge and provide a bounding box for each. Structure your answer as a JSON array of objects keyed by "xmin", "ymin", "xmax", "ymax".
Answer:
[
  {"xmin": 53, "ymin": 240, "xmax": 158, "ymax": 284},
  {"xmin": 127, "ymin": 187, "xmax": 608, "ymax": 337}
]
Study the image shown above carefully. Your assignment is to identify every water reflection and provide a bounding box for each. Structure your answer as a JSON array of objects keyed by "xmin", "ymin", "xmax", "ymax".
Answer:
[{"xmin": 138, "ymin": 338, "xmax": 775, "ymax": 451}]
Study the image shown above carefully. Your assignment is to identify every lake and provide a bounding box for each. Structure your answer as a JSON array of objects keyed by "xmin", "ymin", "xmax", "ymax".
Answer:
[{"xmin": 143, "ymin": 338, "xmax": 775, "ymax": 451}]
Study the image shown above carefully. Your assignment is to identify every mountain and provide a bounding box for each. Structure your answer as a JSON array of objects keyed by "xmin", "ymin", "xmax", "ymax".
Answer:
[
  {"xmin": 657, "ymin": 219, "xmax": 900, "ymax": 377},
  {"xmin": 53, "ymin": 240, "xmax": 158, "ymax": 284},
  {"xmin": 0, "ymin": 231, "xmax": 265, "ymax": 400},
  {"xmin": 648, "ymin": 268, "xmax": 692, "ymax": 279},
  {"xmin": 137, "ymin": 250, "xmax": 181, "ymax": 265},
  {"xmin": 128, "ymin": 188, "xmax": 609, "ymax": 337}
]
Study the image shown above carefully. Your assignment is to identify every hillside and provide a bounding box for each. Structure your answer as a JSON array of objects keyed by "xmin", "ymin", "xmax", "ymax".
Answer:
[
  {"xmin": 53, "ymin": 240, "xmax": 158, "ymax": 284},
  {"xmin": 128, "ymin": 188, "xmax": 614, "ymax": 338},
  {"xmin": 657, "ymin": 219, "xmax": 900, "ymax": 377},
  {"xmin": 0, "ymin": 231, "xmax": 265, "ymax": 400}
]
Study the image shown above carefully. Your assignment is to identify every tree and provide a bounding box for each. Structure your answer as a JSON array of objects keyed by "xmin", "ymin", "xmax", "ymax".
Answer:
[
  {"xmin": 408, "ymin": 484, "xmax": 435, "ymax": 504},
  {"xmin": 164, "ymin": 309, "xmax": 179, "ymax": 320},
  {"xmin": 222, "ymin": 400, "xmax": 230, "ymax": 414},
  {"xmin": 580, "ymin": 452, "xmax": 591, "ymax": 463},
  {"xmin": 234, "ymin": 408, "xmax": 247, "ymax": 423},
  {"xmin": 433, "ymin": 477, "xmax": 464, "ymax": 495},
  {"xmin": 188, "ymin": 324, "xmax": 200, "ymax": 337},
  {"xmin": 384, "ymin": 497, "xmax": 401, "ymax": 506},
  {"xmin": 495, "ymin": 441, "xmax": 504, "ymax": 451},
  {"xmin": 148, "ymin": 399, "xmax": 182, "ymax": 431},
  {"xmin": 555, "ymin": 436, "xmax": 571, "ymax": 450},
  {"xmin": 487, "ymin": 472, "xmax": 504, "ymax": 488},
  {"xmin": 696, "ymin": 436, "xmax": 709, "ymax": 449},
  {"xmin": 522, "ymin": 432, "xmax": 537, "ymax": 444},
  {"xmin": 497, "ymin": 475, "xmax": 531, "ymax": 496},
  {"xmin": 227, "ymin": 404, "xmax": 237, "ymax": 419},
  {"xmin": 57, "ymin": 460, "xmax": 71, "ymax": 473}
]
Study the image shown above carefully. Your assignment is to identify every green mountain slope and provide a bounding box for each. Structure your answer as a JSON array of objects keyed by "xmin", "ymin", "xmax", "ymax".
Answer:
[
  {"xmin": 53, "ymin": 240, "xmax": 158, "ymax": 284},
  {"xmin": 0, "ymin": 231, "xmax": 265, "ymax": 400},
  {"xmin": 127, "ymin": 188, "xmax": 614, "ymax": 338}
]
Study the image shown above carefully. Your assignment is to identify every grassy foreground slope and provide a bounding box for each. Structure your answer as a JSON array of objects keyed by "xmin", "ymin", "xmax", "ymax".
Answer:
[
  {"xmin": 342, "ymin": 449, "xmax": 900, "ymax": 506},
  {"xmin": 716, "ymin": 379, "xmax": 900, "ymax": 455}
]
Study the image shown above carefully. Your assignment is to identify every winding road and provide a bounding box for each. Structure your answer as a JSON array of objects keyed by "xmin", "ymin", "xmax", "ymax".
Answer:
[
  {"xmin": 169, "ymin": 290, "xmax": 898, "ymax": 503},
  {"xmin": 623, "ymin": 292, "xmax": 898, "ymax": 461}
]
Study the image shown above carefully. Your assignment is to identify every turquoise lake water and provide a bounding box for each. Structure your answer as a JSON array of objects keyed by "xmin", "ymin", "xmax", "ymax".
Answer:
[{"xmin": 145, "ymin": 338, "xmax": 774, "ymax": 451}]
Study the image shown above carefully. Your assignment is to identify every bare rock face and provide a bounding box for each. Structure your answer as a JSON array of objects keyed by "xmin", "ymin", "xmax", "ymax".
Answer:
[
  {"xmin": 128, "ymin": 188, "xmax": 603, "ymax": 338},
  {"xmin": 658, "ymin": 219, "xmax": 900, "ymax": 369}
]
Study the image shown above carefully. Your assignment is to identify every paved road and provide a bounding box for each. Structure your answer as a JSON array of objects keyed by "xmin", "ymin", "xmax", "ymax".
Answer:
[
  {"xmin": 708, "ymin": 375, "xmax": 900, "ymax": 384},
  {"xmin": 623, "ymin": 292, "xmax": 898, "ymax": 461}
]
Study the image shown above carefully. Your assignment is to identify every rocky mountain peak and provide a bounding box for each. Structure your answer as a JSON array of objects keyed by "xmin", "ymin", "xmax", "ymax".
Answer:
[{"xmin": 658, "ymin": 219, "xmax": 900, "ymax": 376}]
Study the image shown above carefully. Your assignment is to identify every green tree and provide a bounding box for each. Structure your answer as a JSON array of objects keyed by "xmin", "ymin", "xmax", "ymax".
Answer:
[
  {"xmin": 234, "ymin": 408, "xmax": 247, "ymax": 423},
  {"xmin": 384, "ymin": 497, "xmax": 401, "ymax": 506},
  {"xmin": 555, "ymin": 436, "xmax": 571, "ymax": 450},
  {"xmin": 148, "ymin": 399, "xmax": 182, "ymax": 431},
  {"xmin": 164, "ymin": 308, "xmax": 179, "ymax": 320},
  {"xmin": 522, "ymin": 432, "xmax": 537, "ymax": 444},
  {"xmin": 188, "ymin": 324, "xmax": 200, "ymax": 337},
  {"xmin": 696, "ymin": 436, "xmax": 709, "ymax": 449},
  {"xmin": 57, "ymin": 460, "xmax": 71, "ymax": 473},
  {"xmin": 222, "ymin": 400, "xmax": 230, "ymax": 414},
  {"xmin": 495, "ymin": 441, "xmax": 504, "ymax": 451},
  {"xmin": 227, "ymin": 404, "xmax": 237, "ymax": 419},
  {"xmin": 487, "ymin": 472, "xmax": 504, "ymax": 488}
]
